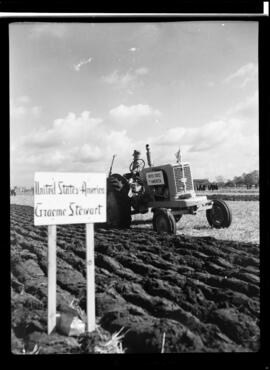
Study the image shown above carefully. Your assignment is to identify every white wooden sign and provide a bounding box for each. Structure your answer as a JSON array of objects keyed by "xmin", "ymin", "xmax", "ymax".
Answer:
[
  {"xmin": 34, "ymin": 172, "xmax": 106, "ymax": 226},
  {"xmin": 34, "ymin": 172, "xmax": 106, "ymax": 335},
  {"xmin": 146, "ymin": 170, "xmax": 165, "ymax": 186}
]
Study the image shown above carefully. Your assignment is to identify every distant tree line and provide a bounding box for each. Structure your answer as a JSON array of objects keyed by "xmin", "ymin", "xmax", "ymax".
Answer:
[
  {"xmin": 215, "ymin": 170, "xmax": 259, "ymax": 188},
  {"xmin": 196, "ymin": 183, "xmax": 218, "ymax": 191}
]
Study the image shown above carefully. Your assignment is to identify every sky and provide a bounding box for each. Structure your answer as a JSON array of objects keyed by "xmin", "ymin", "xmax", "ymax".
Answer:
[{"xmin": 10, "ymin": 21, "xmax": 258, "ymax": 187}]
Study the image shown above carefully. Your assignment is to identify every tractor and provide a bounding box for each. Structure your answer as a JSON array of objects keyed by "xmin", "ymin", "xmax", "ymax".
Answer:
[{"xmin": 105, "ymin": 144, "xmax": 232, "ymax": 234}]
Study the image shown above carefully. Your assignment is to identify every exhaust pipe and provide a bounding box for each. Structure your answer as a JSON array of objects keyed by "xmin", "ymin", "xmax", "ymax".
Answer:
[
  {"xmin": 146, "ymin": 144, "xmax": 152, "ymax": 167},
  {"xmin": 108, "ymin": 154, "xmax": 116, "ymax": 177}
]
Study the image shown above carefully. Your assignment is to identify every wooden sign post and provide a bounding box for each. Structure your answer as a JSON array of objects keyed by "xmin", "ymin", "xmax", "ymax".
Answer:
[
  {"xmin": 86, "ymin": 223, "xmax": 95, "ymax": 332},
  {"xmin": 34, "ymin": 172, "xmax": 106, "ymax": 335},
  {"xmin": 48, "ymin": 225, "xmax": 57, "ymax": 334}
]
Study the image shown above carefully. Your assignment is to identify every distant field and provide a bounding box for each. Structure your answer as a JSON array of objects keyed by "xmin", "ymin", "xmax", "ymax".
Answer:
[
  {"xmin": 10, "ymin": 186, "xmax": 259, "ymax": 206},
  {"xmin": 206, "ymin": 193, "xmax": 259, "ymax": 201},
  {"xmin": 10, "ymin": 194, "xmax": 34, "ymax": 207},
  {"xmin": 197, "ymin": 187, "xmax": 259, "ymax": 194},
  {"xmin": 196, "ymin": 187, "xmax": 259, "ymax": 201},
  {"xmin": 10, "ymin": 195, "xmax": 259, "ymax": 244}
]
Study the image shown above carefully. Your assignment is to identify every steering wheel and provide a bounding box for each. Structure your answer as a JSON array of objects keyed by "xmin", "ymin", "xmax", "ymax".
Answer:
[{"xmin": 129, "ymin": 159, "xmax": 145, "ymax": 173}]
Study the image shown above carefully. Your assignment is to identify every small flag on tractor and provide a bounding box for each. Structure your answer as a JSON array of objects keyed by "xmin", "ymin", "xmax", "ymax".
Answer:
[{"xmin": 175, "ymin": 148, "xmax": 182, "ymax": 163}]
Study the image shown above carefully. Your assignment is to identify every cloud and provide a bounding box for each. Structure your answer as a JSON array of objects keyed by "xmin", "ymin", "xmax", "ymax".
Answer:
[
  {"xmin": 109, "ymin": 104, "xmax": 161, "ymax": 121},
  {"xmin": 17, "ymin": 96, "xmax": 31, "ymax": 104},
  {"xmin": 144, "ymin": 117, "xmax": 257, "ymax": 180},
  {"xmin": 74, "ymin": 57, "xmax": 93, "ymax": 72},
  {"xmin": 10, "ymin": 96, "xmax": 42, "ymax": 119},
  {"xmin": 11, "ymin": 91, "xmax": 259, "ymax": 185},
  {"xmin": 129, "ymin": 47, "xmax": 137, "ymax": 52},
  {"xmin": 223, "ymin": 63, "xmax": 258, "ymax": 87},
  {"xmin": 141, "ymin": 92, "xmax": 259, "ymax": 179},
  {"xmin": 226, "ymin": 90, "xmax": 258, "ymax": 120},
  {"xmin": 31, "ymin": 106, "xmax": 42, "ymax": 116},
  {"xmin": 102, "ymin": 70, "xmax": 135, "ymax": 88},
  {"xmin": 11, "ymin": 110, "xmax": 135, "ymax": 178},
  {"xmin": 19, "ymin": 111, "xmax": 102, "ymax": 151},
  {"xmin": 150, "ymin": 120, "xmax": 241, "ymax": 151},
  {"xmin": 135, "ymin": 24, "xmax": 161, "ymax": 45},
  {"xmin": 135, "ymin": 67, "xmax": 149, "ymax": 75},
  {"xmin": 29, "ymin": 24, "xmax": 67, "ymax": 39},
  {"xmin": 10, "ymin": 104, "xmax": 27, "ymax": 119},
  {"xmin": 102, "ymin": 67, "xmax": 149, "ymax": 89},
  {"xmin": 72, "ymin": 144, "xmax": 103, "ymax": 163},
  {"xmin": 150, "ymin": 91, "xmax": 258, "ymax": 152}
]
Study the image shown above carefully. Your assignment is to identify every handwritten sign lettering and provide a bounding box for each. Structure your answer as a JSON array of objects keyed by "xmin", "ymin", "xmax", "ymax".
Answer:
[{"xmin": 34, "ymin": 172, "xmax": 106, "ymax": 226}]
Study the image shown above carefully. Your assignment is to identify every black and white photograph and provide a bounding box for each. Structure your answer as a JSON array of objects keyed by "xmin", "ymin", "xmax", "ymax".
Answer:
[{"xmin": 9, "ymin": 15, "xmax": 262, "ymax": 355}]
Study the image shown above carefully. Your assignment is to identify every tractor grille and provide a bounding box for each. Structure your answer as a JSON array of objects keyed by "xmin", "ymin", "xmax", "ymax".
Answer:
[{"xmin": 173, "ymin": 164, "xmax": 194, "ymax": 193}]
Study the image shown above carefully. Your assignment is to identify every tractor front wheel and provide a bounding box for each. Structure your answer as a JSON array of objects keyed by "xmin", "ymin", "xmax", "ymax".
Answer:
[
  {"xmin": 206, "ymin": 199, "xmax": 232, "ymax": 228},
  {"xmin": 153, "ymin": 209, "xmax": 177, "ymax": 234}
]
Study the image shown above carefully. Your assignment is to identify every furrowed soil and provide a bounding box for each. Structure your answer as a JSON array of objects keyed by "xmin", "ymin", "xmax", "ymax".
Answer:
[{"xmin": 11, "ymin": 204, "xmax": 260, "ymax": 354}]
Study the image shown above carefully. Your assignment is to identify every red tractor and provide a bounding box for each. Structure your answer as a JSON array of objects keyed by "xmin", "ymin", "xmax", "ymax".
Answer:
[{"xmin": 106, "ymin": 145, "xmax": 232, "ymax": 234}]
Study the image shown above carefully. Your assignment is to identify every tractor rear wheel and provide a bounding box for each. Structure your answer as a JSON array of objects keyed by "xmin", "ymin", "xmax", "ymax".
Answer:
[
  {"xmin": 206, "ymin": 199, "xmax": 232, "ymax": 228},
  {"xmin": 105, "ymin": 174, "xmax": 131, "ymax": 229},
  {"xmin": 153, "ymin": 209, "xmax": 177, "ymax": 234}
]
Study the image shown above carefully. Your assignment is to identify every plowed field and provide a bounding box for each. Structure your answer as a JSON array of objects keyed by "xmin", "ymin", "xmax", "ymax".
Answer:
[{"xmin": 11, "ymin": 204, "xmax": 260, "ymax": 353}]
